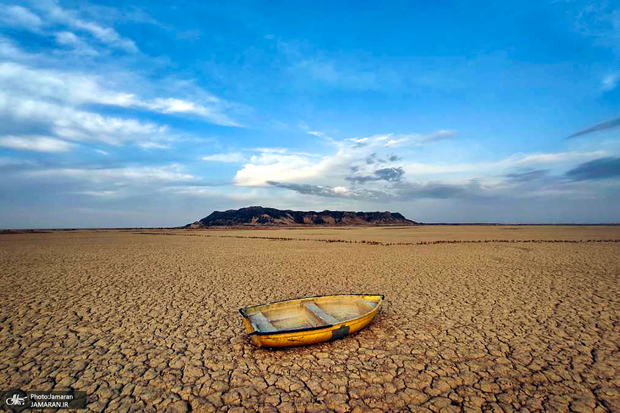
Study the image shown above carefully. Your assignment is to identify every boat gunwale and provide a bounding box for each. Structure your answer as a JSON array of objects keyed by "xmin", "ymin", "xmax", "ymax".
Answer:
[{"xmin": 238, "ymin": 293, "xmax": 384, "ymax": 336}]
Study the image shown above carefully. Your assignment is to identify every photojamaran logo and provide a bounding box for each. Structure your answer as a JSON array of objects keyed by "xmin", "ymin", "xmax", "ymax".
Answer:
[{"xmin": 4, "ymin": 389, "xmax": 28, "ymax": 411}]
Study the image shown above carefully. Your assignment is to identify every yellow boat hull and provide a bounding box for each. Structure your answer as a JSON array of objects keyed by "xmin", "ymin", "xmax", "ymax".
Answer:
[{"xmin": 239, "ymin": 294, "xmax": 384, "ymax": 348}]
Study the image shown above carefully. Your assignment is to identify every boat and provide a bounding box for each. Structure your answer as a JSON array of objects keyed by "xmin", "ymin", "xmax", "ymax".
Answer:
[{"xmin": 239, "ymin": 294, "xmax": 384, "ymax": 348}]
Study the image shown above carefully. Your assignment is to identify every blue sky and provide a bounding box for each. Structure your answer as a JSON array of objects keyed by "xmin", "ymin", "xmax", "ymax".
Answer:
[{"xmin": 1, "ymin": 0, "xmax": 620, "ymax": 227}]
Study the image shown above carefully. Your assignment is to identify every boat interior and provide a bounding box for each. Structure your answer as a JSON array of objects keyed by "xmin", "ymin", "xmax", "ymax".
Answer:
[{"xmin": 243, "ymin": 295, "xmax": 381, "ymax": 333}]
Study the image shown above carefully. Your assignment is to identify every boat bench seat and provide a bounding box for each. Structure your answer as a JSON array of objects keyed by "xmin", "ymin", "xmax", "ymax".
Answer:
[
  {"xmin": 249, "ymin": 311, "xmax": 277, "ymax": 332},
  {"xmin": 304, "ymin": 302, "xmax": 339, "ymax": 325}
]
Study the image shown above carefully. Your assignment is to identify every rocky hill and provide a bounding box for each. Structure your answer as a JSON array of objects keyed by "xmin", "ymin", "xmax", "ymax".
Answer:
[{"xmin": 185, "ymin": 206, "xmax": 418, "ymax": 228}]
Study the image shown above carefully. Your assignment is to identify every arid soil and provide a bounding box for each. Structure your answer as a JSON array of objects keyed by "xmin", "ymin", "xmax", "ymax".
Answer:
[{"xmin": 1, "ymin": 227, "xmax": 619, "ymax": 412}]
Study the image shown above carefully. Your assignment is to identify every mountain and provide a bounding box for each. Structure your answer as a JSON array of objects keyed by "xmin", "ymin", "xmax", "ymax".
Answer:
[{"xmin": 185, "ymin": 206, "xmax": 418, "ymax": 228}]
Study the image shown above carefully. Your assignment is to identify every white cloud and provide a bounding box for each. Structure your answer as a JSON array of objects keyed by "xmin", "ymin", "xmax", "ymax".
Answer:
[
  {"xmin": 0, "ymin": 135, "xmax": 74, "ymax": 152},
  {"xmin": 95, "ymin": 149, "xmax": 109, "ymax": 156},
  {"xmin": 77, "ymin": 190, "xmax": 121, "ymax": 197},
  {"xmin": 234, "ymin": 151, "xmax": 335, "ymax": 186},
  {"xmin": 234, "ymin": 132, "xmax": 462, "ymax": 187},
  {"xmin": 55, "ymin": 31, "xmax": 98, "ymax": 56},
  {"xmin": 384, "ymin": 130, "xmax": 456, "ymax": 147},
  {"xmin": 137, "ymin": 142, "xmax": 170, "ymax": 150},
  {"xmin": 231, "ymin": 130, "xmax": 615, "ymax": 200},
  {"xmin": 0, "ymin": 61, "xmax": 242, "ymax": 147},
  {"xmin": 0, "ymin": 3, "xmax": 137, "ymax": 53},
  {"xmin": 252, "ymin": 147, "xmax": 288, "ymax": 153},
  {"xmin": 0, "ymin": 92, "xmax": 167, "ymax": 145},
  {"xmin": 202, "ymin": 153, "xmax": 246, "ymax": 163},
  {"xmin": 385, "ymin": 138, "xmax": 408, "ymax": 147},
  {"xmin": 136, "ymin": 97, "xmax": 240, "ymax": 127},
  {"xmin": 26, "ymin": 164, "xmax": 195, "ymax": 183},
  {"xmin": 0, "ymin": 62, "xmax": 134, "ymax": 106},
  {"xmin": 0, "ymin": 5, "xmax": 43, "ymax": 31},
  {"xmin": 0, "ymin": 36, "xmax": 31, "ymax": 61},
  {"xmin": 505, "ymin": 150, "xmax": 608, "ymax": 167},
  {"xmin": 0, "ymin": 62, "xmax": 240, "ymax": 128},
  {"xmin": 36, "ymin": 2, "xmax": 138, "ymax": 52}
]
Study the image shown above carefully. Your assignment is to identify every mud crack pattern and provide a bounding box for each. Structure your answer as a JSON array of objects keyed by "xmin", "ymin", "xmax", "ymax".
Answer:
[{"xmin": 1, "ymin": 229, "xmax": 619, "ymax": 412}]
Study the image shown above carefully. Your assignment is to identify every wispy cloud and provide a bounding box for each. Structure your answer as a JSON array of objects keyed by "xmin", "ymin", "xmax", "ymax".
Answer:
[
  {"xmin": 0, "ymin": 93, "xmax": 168, "ymax": 146},
  {"xmin": 32, "ymin": 1, "xmax": 138, "ymax": 52},
  {"xmin": 572, "ymin": 2, "xmax": 620, "ymax": 54},
  {"xmin": 384, "ymin": 130, "xmax": 457, "ymax": 148},
  {"xmin": 504, "ymin": 169, "xmax": 549, "ymax": 183},
  {"xmin": 26, "ymin": 164, "xmax": 195, "ymax": 184},
  {"xmin": 0, "ymin": 62, "xmax": 240, "ymax": 127},
  {"xmin": 567, "ymin": 117, "xmax": 620, "ymax": 139},
  {"xmin": 565, "ymin": 157, "xmax": 620, "ymax": 181},
  {"xmin": 54, "ymin": 31, "xmax": 98, "ymax": 56},
  {"xmin": 602, "ymin": 73, "xmax": 620, "ymax": 91},
  {"xmin": 0, "ymin": 136, "xmax": 74, "ymax": 152},
  {"xmin": 202, "ymin": 152, "xmax": 246, "ymax": 163},
  {"xmin": 77, "ymin": 190, "xmax": 122, "ymax": 198},
  {"xmin": 0, "ymin": 5, "xmax": 43, "ymax": 31}
]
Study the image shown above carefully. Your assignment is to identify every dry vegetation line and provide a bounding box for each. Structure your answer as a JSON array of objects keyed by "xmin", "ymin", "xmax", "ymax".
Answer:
[
  {"xmin": 1, "ymin": 230, "xmax": 619, "ymax": 412},
  {"xmin": 135, "ymin": 231, "xmax": 620, "ymax": 246}
]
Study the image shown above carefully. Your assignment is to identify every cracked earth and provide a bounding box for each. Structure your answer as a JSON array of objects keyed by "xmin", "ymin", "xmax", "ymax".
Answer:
[{"xmin": 1, "ymin": 227, "xmax": 619, "ymax": 412}]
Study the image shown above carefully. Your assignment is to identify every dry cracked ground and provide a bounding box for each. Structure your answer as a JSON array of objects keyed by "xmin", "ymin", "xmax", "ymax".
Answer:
[{"xmin": 1, "ymin": 226, "xmax": 619, "ymax": 412}]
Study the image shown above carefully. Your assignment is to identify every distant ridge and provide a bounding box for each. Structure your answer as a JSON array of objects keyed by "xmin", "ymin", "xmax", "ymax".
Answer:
[{"xmin": 186, "ymin": 206, "xmax": 418, "ymax": 228}]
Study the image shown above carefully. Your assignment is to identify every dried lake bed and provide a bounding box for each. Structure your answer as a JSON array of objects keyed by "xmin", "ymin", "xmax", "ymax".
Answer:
[{"xmin": 1, "ymin": 226, "xmax": 619, "ymax": 412}]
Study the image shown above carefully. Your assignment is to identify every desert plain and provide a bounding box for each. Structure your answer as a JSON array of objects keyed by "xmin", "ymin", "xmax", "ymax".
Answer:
[{"xmin": 1, "ymin": 226, "xmax": 619, "ymax": 412}]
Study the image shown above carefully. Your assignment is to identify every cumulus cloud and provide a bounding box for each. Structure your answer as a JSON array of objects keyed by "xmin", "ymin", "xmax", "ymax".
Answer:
[
  {"xmin": 0, "ymin": 136, "xmax": 74, "ymax": 152},
  {"xmin": 234, "ymin": 151, "xmax": 331, "ymax": 186},
  {"xmin": 228, "ymin": 129, "xmax": 620, "ymax": 206}
]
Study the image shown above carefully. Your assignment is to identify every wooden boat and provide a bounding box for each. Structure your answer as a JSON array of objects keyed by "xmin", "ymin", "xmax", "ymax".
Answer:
[{"xmin": 239, "ymin": 294, "xmax": 384, "ymax": 348}]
